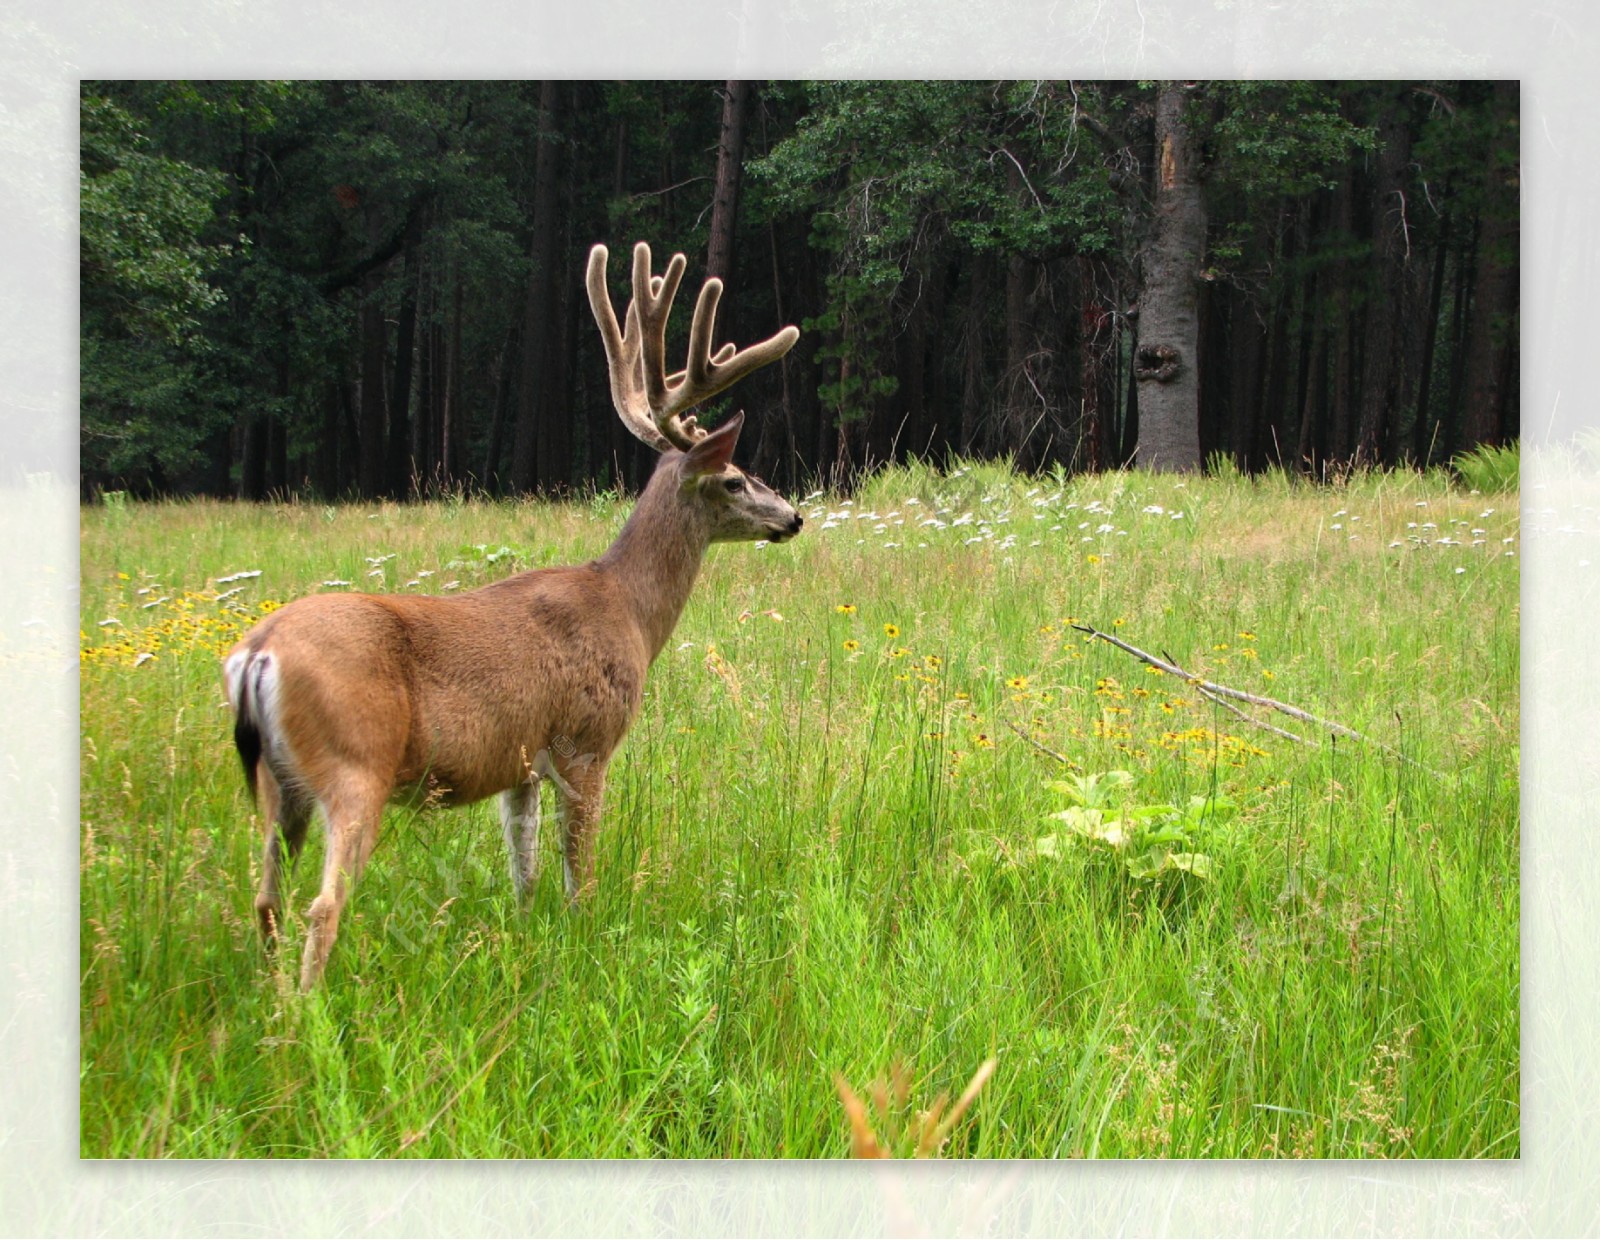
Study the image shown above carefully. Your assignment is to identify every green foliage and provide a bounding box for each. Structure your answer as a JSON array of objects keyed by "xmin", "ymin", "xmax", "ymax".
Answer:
[
  {"xmin": 753, "ymin": 81, "xmax": 1125, "ymax": 426},
  {"xmin": 1452, "ymin": 442, "xmax": 1519, "ymax": 493},
  {"xmin": 1209, "ymin": 82, "xmax": 1376, "ymax": 201},
  {"xmin": 80, "ymin": 92, "xmax": 235, "ymax": 487},
  {"xmin": 1201, "ymin": 82, "xmax": 1377, "ymax": 288},
  {"xmin": 76, "ymin": 78, "xmax": 1517, "ymax": 496},
  {"xmin": 1036, "ymin": 769, "xmax": 1235, "ymax": 882},
  {"xmin": 80, "ymin": 93, "xmax": 231, "ymax": 345}
]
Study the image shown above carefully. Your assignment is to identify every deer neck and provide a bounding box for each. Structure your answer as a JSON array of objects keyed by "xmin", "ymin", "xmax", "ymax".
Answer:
[{"xmin": 596, "ymin": 456, "xmax": 711, "ymax": 662}]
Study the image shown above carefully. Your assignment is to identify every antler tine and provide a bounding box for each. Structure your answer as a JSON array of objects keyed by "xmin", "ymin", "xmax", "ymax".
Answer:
[
  {"xmin": 631, "ymin": 243, "xmax": 690, "ymax": 436},
  {"xmin": 589, "ymin": 240, "xmax": 802, "ymax": 454},
  {"xmin": 587, "ymin": 243, "xmax": 672, "ymax": 453},
  {"xmin": 663, "ymin": 277, "xmax": 801, "ymax": 421}
]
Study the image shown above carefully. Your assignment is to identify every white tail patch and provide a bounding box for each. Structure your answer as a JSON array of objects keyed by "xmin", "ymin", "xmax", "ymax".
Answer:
[{"xmin": 226, "ymin": 647, "xmax": 293, "ymax": 781}]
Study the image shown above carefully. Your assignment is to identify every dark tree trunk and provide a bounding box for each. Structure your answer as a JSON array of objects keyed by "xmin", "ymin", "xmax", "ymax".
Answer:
[
  {"xmin": 1328, "ymin": 167, "xmax": 1357, "ymax": 463},
  {"xmin": 1257, "ymin": 203, "xmax": 1300, "ymax": 467},
  {"xmin": 1355, "ymin": 85, "xmax": 1415, "ymax": 464},
  {"xmin": 536, "ymin": 83, "xmax": 574, "ymax": 493},
  {"xmin": 387, "ymin": 247, "xmax": 420, "ymax": 497},
  {"xmin": 239, "ymin": 416, "xmax": 268, "ymax": 501},
  {"xmin": 1295, "ymin": 290, "xmax": 1325, "ymax": 468},
  {"xmin": 1078, "ymin": 255, "xmax": 1114, "ymax": 471},
  {"xmin": 606, "ymin": 111, "xmax": 643, "ymax": 491},
  {"xmin": 1287, "ymin": 196, "xmax": 1322, "ymax": 470},
  {"xmin": 1225, "ymin": 284, "xmax": 1262, "ymax": 470},
  {"xmin": 1411, "ymin": 209, "xmax": 1451, "ymax": 465},
  {"xmin": 1196, "ymin": 269, "xmax": 1223, "ymax": 467},
  {"xmin": 706, "ymin": 80, "xmax": 752, "ymax": 288},
  {"xmin": 1120, "ymin": 322, "xmax": 1140, "ymax": 465},
  {"xmin": 511, "ymin": 80, "xmax": 565, "ymax": 494},
  {"xmin": 268, "ymin": 350, "xmax": 290, "ymax": 493},
  {"xmin": 1460, "ymin": 80, "xmax": 1519, "ymax": 451},
  {"xmin": 315, "ymin": 380, "xmax": 341, "ymax": 498},
  {"xmin": 762, "ymin": 219, "xmax": 797, "ymax": 481},
  {"xmin": 340, "ymin": 375, "xmax": 361, "ymax": 496},
  {"xmin": 442, "ymin": 270, "xmax": 462, "ymax": 486},
  {"xmin": 415, "ymin": 292, "xmax": 436, "ymax": 492},
  {"xmin": 787, "ymin": 229, "xmax": 826, "ymax": 487},
  {"xmin": 1002, "ymin": 251, "xmax": 1032, "ymax": 461},
  {"xmin": 960, "ymin": 250, "xmax": 991, "ymax": 456},
  {"xmin": 1135, "ymin": 82, "xmax": 1207, "ymax": 472},
  {"xmin": 482, "ymin": 318, "xmax": 518, "ymax": 493},
  {"xmin": 904, "ymin": 256, "xmax": 946, "ymax": 460},
  {"xmin": 356, "ymin": 257, "xmax": 388, "ymax": 500},
  {"xmin": 1442, "ymin": 229, "xmax": 1476, "ymax": 460}
]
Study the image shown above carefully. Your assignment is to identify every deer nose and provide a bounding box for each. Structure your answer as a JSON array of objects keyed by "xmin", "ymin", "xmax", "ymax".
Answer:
[{"xmin": 790, "ymin": 512, "xmax": 804, "ymax": 534}]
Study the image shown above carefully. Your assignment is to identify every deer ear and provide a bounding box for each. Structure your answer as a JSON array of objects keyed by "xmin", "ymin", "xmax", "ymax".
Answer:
[{"xmin": 681, "ymin": 410, "xmax": 744, "ymax": 477}]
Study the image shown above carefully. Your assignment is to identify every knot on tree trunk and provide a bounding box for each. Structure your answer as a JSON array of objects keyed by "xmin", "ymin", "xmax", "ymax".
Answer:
[{"xmin": 1135, "ymin": 344, "xmax": 1182, "ymax": 383}]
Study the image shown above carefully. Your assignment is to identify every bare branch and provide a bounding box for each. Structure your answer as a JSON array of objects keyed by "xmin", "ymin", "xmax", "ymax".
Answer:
[
  {"xmin": 994, "ymin": 145, "xmax": 1046, "ymax": 213},
  {"xmin": 1196, "ymin": 686, "xmax": 1310, "ymax": 746},
  {"xmin": 1394, "ymin": 189, "xmax": 1412, "ymax": 261},
  {"xmin": 1066, "ymin": 81, "xmax": 1119, "ymax": 148},
  {"xmin": 1004, "ymin": 719, "xmax": 1073, "ymax": 764},
  {"xmin": 1068, "ymin": 623, "xmax": 1435, "ymax": 770}
]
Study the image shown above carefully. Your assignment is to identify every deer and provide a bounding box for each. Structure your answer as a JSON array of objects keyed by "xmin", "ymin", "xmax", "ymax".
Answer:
[{"xmin": 223, "ymin": 240, "xmax": 802, "ymax": 990}]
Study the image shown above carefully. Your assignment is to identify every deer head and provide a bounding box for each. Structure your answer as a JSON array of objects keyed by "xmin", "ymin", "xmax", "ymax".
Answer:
[{"xmin": 586, "ymin": 242, "xmax": 803, "ymax": 545}]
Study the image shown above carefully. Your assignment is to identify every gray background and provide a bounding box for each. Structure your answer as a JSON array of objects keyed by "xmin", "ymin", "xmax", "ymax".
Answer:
[{"xmin": 3, "ymin": 0, "xmax": 1581, "ymax": 1232}]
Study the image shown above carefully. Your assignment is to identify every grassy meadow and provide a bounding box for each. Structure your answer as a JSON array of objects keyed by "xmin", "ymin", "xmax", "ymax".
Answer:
[{"xmin": 79, "ymin": 460, "xmax": 1519, "ymax": 1158}]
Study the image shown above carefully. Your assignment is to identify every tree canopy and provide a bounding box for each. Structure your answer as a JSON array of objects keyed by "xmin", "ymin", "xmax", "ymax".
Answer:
[{"xmin": 79, "ymin": 79, "xmax": 1519, "ymax": 498}]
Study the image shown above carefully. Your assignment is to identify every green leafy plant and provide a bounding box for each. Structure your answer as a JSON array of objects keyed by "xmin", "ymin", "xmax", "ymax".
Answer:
[{"xmin": 1036, "ymin": 770, "xmax": 1236, "ymax": 881}]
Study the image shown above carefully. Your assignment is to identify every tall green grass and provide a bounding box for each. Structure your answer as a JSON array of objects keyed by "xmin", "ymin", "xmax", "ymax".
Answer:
[
  {"xmin": 79, "ymin": 462, "xmax": 1519, "ymax": 1158},
  {"xmin": 1453, "ymin": 442, "xmax": 1519, "ymax": 494}
]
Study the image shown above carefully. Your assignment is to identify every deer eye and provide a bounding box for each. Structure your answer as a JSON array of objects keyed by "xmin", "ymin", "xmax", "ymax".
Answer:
[{"xmin": 723, "ymin": 476, "xmax": 746, "ymax": 494}]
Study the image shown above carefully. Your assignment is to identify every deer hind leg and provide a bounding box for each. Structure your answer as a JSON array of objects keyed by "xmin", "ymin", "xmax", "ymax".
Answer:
[
  {"xmin": 499, "ymin": 775, "xmax": 543, "ymax": 904},
  {"xmin": 554, "ymin": 757, "xmax": 610, "ymax": 904},
  {"xmin": 253, "ymin": 764, "xmax": 312, "ymax": 946},
  {"xmin": 300, "ymin": 771, "xmax": 388, "ymax": 991}
]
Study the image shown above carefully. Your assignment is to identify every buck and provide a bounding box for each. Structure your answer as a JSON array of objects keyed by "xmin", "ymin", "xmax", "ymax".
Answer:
[{"xmin": 224, "ymin": 241, "xmax": 802, "ymax": 989}]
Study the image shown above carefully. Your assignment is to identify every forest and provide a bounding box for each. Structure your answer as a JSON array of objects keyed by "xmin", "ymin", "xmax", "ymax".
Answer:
[{"xmin": 79, "ymin": 79, "xmax": 1520, "ymax": 499}]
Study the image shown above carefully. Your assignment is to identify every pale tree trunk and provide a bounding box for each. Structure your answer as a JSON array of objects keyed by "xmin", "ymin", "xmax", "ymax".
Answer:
[{"xmin": 1135, "ymin": 82, "xmax": 1207, "ymax": 472}]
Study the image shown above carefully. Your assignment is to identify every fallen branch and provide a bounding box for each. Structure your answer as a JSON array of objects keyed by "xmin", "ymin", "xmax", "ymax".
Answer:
[
  {"xmin": 1004, "ymin": 719, "xmax": 1075, "ymax": 765},
  {"xmin": 1068, "ymin": 623, "xmax": 1433, "ymax": 771},
  {"xmin": 1196, "ymin": 685, "xmax": 1310, "ymax": 746}
]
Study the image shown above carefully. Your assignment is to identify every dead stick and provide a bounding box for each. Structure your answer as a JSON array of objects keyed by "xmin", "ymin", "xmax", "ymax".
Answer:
[
  {"xmin": 1070, "ymin": 623, "xmax": 1434, "ymax": 771},
  {"xmin": 1005, "ymin": 719, "xmax": 1073, "ymax": 764},
  {"xmin": 1197, "ymin": 685, "xmax": 1310, "ymax": 745}
]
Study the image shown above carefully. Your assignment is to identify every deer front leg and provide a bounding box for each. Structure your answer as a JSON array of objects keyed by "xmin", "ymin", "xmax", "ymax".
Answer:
[{"xmin": 499, "ymin": 776, "xmax": 543, "ymax": 904}]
